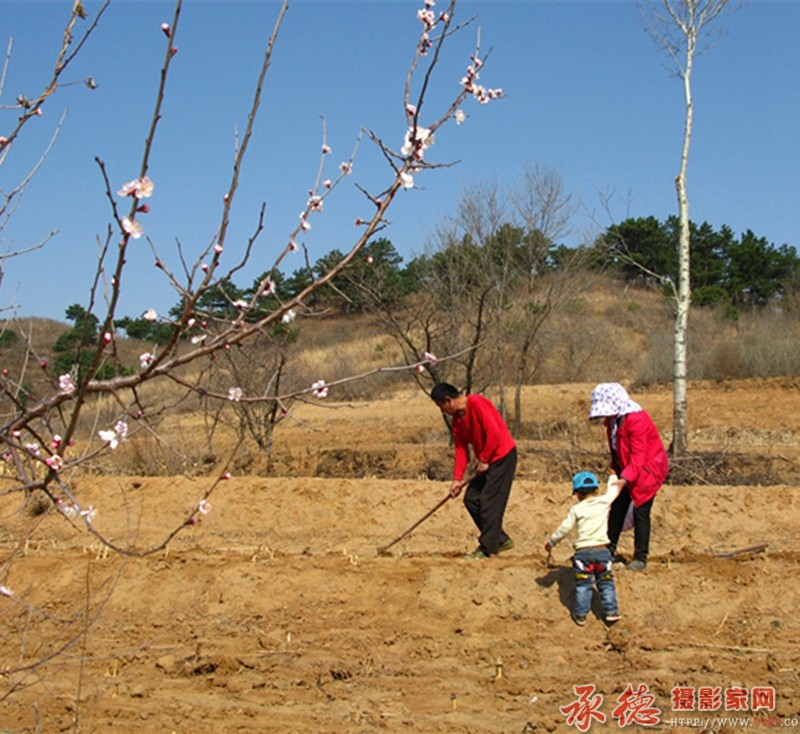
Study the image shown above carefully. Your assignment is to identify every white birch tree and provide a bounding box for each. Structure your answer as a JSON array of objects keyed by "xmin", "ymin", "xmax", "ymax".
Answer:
[{"xmin": 640, "ymin": 0, "xmax": 732, "ymax": 454}]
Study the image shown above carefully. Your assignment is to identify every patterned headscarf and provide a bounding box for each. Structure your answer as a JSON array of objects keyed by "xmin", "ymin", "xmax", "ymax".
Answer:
[{"xmin": 588, "ymin": 382, "xmax": 643, "ymax": 419}]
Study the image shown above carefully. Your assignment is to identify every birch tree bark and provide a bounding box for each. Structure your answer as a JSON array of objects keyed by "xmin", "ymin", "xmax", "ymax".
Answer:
[{"xmin": 641, "ymin": 0, "xmax": 731, "ymax": 455}]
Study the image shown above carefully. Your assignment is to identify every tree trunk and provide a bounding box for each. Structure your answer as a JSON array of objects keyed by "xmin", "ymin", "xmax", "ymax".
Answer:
[{"xmin": 671, "ymin": 24, "xmax": 696, "ymax": 456}]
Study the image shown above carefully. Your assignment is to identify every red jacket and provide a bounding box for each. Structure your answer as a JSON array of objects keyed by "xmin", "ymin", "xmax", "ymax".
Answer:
[
  {"xmin": 606, "ymin": 411, "xmax": 669, "ymax": 506},
  {"xmin": 452, "ymin": 394, "xmax": 516, "ymax": 481}
]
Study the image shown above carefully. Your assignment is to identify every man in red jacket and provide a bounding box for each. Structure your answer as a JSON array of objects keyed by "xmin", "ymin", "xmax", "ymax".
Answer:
[
  {"xmin": 430, "ymin": 383, "xmax": 517, "ymax": 559},
  {"xmin": 589, "ymin": 382, "xmax": 669, "ymax": 572}
]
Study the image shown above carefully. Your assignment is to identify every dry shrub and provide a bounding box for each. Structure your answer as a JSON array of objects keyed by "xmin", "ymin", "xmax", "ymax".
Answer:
[
  {"xmin": 724, "ymin": 310, "xmax": 800, "ymax": 377},
  {"xmin": 633, "ymin": 301, "xmax": 800, "ymax": 386},
  {"xmin": 293, "ymin": 328, "xmax": 407, "ymax": 399}
]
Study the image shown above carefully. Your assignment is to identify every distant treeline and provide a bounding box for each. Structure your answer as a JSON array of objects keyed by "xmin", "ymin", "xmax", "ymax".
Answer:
[{"xmin": 111, "ymin": 215, "xmax": 797, "ymax": 345}]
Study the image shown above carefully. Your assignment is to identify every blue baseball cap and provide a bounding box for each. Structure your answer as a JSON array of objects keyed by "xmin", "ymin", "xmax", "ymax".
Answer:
[{"xmin": 572, "ymin": 471, "xmax": 599, "ymax": 492}]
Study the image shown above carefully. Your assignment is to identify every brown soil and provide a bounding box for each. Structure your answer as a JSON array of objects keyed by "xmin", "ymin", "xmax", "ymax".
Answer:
[{"xmin": 2, "ymin": 378, "xmax": 800, "ymax": 732}]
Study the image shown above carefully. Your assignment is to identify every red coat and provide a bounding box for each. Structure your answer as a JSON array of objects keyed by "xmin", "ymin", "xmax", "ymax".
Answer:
[
  {"xmin": 451, "ymin": 394, "xmax": 516, "ymax": 481},
  {"xmin": 606, "ymin": 411, "xmax": 669, "ymax": 507}
]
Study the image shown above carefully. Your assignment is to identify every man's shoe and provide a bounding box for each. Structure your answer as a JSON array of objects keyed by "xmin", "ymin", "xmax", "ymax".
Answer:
[
  {"xmin": 498, "ymin": 538, "xmax": 515, "ymax": 553},
  {"xmin": 605, "ymin": 612, "xmax": 622, "ymax": 623},
  {"xmin": 465, "ymin": 547, "xmax": 488, "ymax": 559},
  {"xmin": 572, "ymin": 613, "xmax": 587, "ymax": 627},
  {"xmin": 627, "ymin": 560, "xmax": 647, "ymax": 572}
]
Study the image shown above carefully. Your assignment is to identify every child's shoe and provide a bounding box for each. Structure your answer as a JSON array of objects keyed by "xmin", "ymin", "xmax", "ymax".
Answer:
[
  {"xmin": 572, "ymin": 613, "xmax": 587, "ymax": 626},
  {"xmin": 605, "ymin": 612, "xmax": 622, "ymax": 624}
]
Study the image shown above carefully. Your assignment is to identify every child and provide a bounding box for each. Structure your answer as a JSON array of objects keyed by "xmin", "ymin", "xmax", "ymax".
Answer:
[{"xmin": 544, "ymin": 471, "xmax": 622, "ymax": 626}]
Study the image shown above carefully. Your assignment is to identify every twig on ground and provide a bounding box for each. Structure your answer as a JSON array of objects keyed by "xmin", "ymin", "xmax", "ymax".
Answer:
[{"xmin": 714, "ymin": 543, "xmax": 768, "ymax": 558}]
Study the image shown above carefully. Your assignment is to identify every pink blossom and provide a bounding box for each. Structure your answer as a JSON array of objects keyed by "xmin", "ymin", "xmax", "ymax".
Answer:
[
  {"xmin": 140, "ymin": 352, "xmax": 155, "ymax": 369},
  {"xmin": 417, "ymin": 8, "xmax": 436, "ymax": 30},
  {"xmin": 415, "ymin": 364, "xmax": 425, "ymax": 373},
  {"xmin": 228, "ymin": 387, "xmax": 243, "ymax": 402},
  {"xmin": 81, "ymin": 506, "xmax": 97, "ymax": 523},
  {"xmin": 170, "ymin": 46, "xmax": 178, "ymax": 56},
  {"xmin": 400, "ymin": 171, "xmax": 414, "ymax": 189},
  {"xmin": 455, "ymin": 109, "xmax": 466, "ymax": 125},
  {"xmin": 102, "ymin": 331, "xmax": 113, "ymax": 344},
  {"xmin": 365, "ymin": 255, "xmax": 374, "ymax": 264},
  {"xmin": 187, "ymin": 318, "xmax": 197, "ymax": 328},
  {"xmin": 118, "ymin": 176, "xmax": 154, "ymax": 199},
  {"xmin": 0, "ymin": 585, "xmax": 13, "ymax": 597},
  {"xmin": 161, "ymin": 22, "xmax": 170, "ymax": 36},
  {"xmin": 281, "ymin": 309, "xmax": 297, "ymax": 324},
  {"xmin": 311, "ymin": 379, "xmax": 329, "ymax": 399},
  {"xmin": 59, "ymin": 374, "xmax": 76, "ymax": 393},
  {"xmin": 98, "ymin": 420, "xmax": 127, "ymax": 449},
  {"xmin": 339, "ymin": 161, "xmax": 352, "ymax": 176},
  {"xmin": 45, "ymin": 454, "xmax": 63, "ymax": 472},
  {"xmin": 419, "ymin": 33, "xmax": 431, "ymax": 55},
  {"xmin": 93, "ymin": 439, "xmax": 113, "ymax": 457},
  {"xmin": 288, "ymin": 240, "xmax": 299, "ymax": 252},
  {"xmin": 322, "ymin": 179, "xmax": 332, "ymax": 189},
  {"xmin": 143, "ymin": 308, "xmax": 158, "ymax": 321},
  {"xmin": 214, "ymin": 243, "xmax": 223, "ymax": 254},
  {"xmin": 198, "ymin": 499, "xmax": 212, "ymax": 514},
  {"xmin": 401, "ymin": 126, "xmax": 434, "ymax": 158},
  {"xmin": 62, "ymin": 503, "xmax": 78, "ymax": 519},
  {"xmin": 424, "ymin": 351, "xmax": 438, "ymax": 363},
  {"xmin": 118, "ymin": 179, "xmax": 138, "ymax": 196},
  {"xmin": 0, "ymin": 137, "xmax": 8, "ymax": 148},
  {"xmin": 221, "ymin": 471, "xmax": 232, "ymax": 480},
  {"xmin": 138, "ymin": 176, "xmax": 154, "ymax": 196},
  {"xmin": 308, "ymin": 195, "xmax": 323, "ymax": 212},
  {"xmin": 321, "ymin": 144, "xmax": 332, "ymax": 154},
  {"xmin": 122, "ymin": 217, "xmax": 143, "ymax": 239}
]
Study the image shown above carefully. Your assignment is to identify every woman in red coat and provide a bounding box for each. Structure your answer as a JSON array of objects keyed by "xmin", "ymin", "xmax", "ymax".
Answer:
[{"xmin": 589, "ymin": 383, "xmax": 669, "ymax": 572}]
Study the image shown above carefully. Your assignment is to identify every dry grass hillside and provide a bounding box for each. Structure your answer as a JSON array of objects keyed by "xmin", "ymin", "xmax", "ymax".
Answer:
[{"xmin": 1, "ymin": 279, "xmax": 800, "ymax": 733}]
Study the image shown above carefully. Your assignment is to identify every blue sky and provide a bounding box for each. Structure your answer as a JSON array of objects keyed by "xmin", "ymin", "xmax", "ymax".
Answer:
[{"xmin": 1, "ymin": 0, "xmax": 798, "ymax": 322}]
